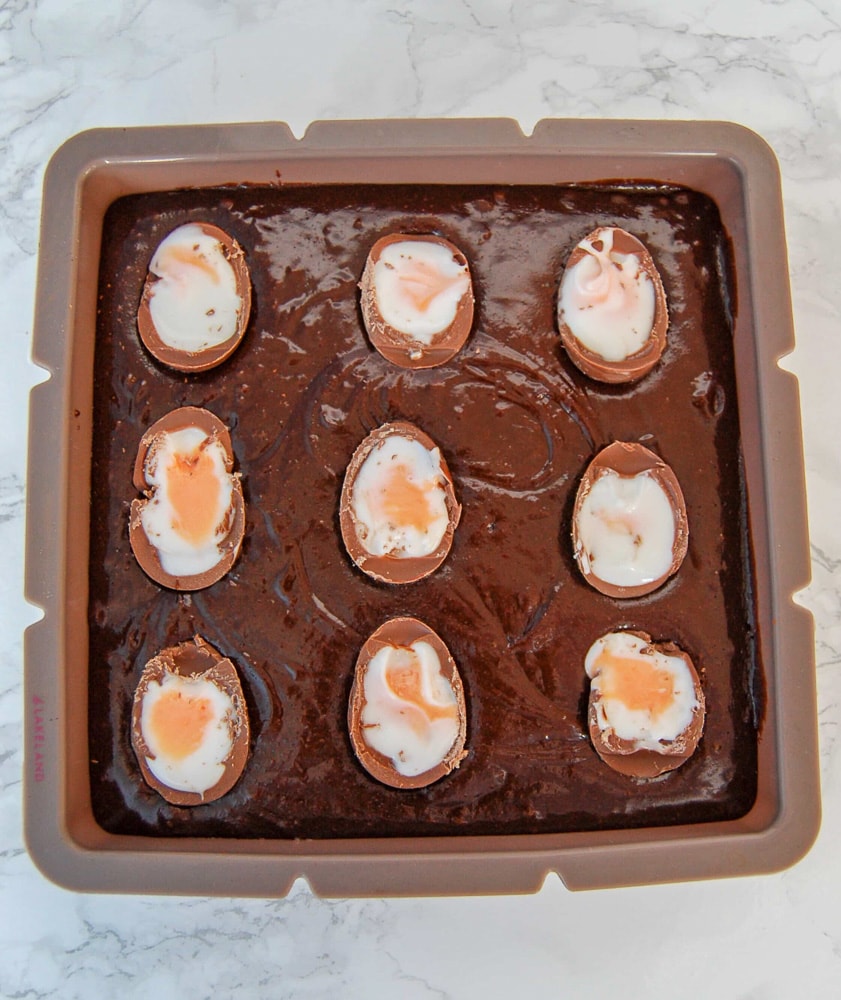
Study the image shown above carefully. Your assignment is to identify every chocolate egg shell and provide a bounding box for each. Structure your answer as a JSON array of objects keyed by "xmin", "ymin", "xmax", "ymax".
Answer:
[
  {"xmin": 572, "ymin": 440, "xmax": 688, "ymax": 599},
  {"xmin": 130, "ymin": 636, "xmax": 250, "ymax": 806},
  {"xmin": 339, "ymin": 420, "xmax": 461, "ymax": 584},
  {"xmin": 359, "ymin": 233, "xmax": 474, "ymax": 369},
  {"xmin": 129, "ymin": 406, "xmax": 245, "ymax": 591},
  {"xmin": 587, "ymin": 630, "xmax": 705, "ymax": 778},
  {"xmin": 137, "ymin": 222, "xmax": 251, "ymax": 373},
  {"xmin": 558, "ymin": 226, "xmax": 668, "ymax": 383},
  {"xmin": 348, "ymin": 617, "xmax": 468, "ymax": 789}
]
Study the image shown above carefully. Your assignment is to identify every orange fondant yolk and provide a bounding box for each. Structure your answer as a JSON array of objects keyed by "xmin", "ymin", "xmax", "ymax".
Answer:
[
  {"xmin": 385, "ymin": 648, "xmax": 457, "ymax": 729},
  {"xmin": 378, "ymin": 462, "xmax": 437, "ymax": 532},
  {"xmin": 162, "ymin": 243, "xmax": 220, "ymax": 284},
  {"xmin": 167, "ymin": 445, "xmax": 222, "ymax": 544},
  {"xmin": 149, "ymin": 687, "xmax": 213, "ymax": 760},
  {"xmin": 398, "ymin": 258, "xmax": 464, "ymax": 312},
  {"xmin": 595, "ymin": 649, "xmax": 676, "ymax": 718},
  {"xmin": 599, "ymin": 509, "xmax": 642, "ymax": 543},
  {"xmin": 580, "ymin": 247, "xmax": 640, "ymax": 307},
  {"xmin": 584, "ymin": 254, "xmax": 613, "ymax": 304}
]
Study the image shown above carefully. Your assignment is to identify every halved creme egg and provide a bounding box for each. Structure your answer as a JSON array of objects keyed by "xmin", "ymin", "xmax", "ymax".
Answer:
[
  {"xmin": 359, "ymin": 233, "xmax": 474, "ymax": 368},
  {"xmin": 129, "ymin": 406, "xmax": 245, "ymax": 590},
  {"xmin": 131, "ymin": 636, "xmax": 250, "ymax": 805},
  {"xmin": 585, "ymin": 629, "xmax": 705, "ymax": 778},
  {"xmin": 558, "ymin": 226, "xmax": 668, "ymax": 383},
  {"xmin": 348, "ymin": 617, "xmax": 467, "ymax": 789},
  {"xmin": 137, "ymin": 221, "xmax": 251, "ymax": 372},
  {"xmin": 339, "ymin": 421, "xmax": 461, "ymax": 584},
  {"xmin": 572, "ymin": 441, "xmax": 688, "ymax": 599}
]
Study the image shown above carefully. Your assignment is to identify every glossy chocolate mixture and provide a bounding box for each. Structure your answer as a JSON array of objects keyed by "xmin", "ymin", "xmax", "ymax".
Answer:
[{"xmin": 89, "ymin": 183, "xmax": 760, "ymax": 838}]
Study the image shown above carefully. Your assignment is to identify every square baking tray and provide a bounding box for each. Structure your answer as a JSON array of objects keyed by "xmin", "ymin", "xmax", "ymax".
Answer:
[{"xmin": 24, "ymin": 118, "xmax": 819, "ymax": 896}]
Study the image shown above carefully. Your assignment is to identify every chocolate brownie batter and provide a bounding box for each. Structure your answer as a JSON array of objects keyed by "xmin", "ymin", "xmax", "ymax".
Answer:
[{"xmin": 89, "ymin": 183, "xmax": 760, "ymax": 838}]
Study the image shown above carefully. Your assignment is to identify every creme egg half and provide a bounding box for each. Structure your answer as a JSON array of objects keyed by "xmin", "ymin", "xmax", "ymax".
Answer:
[
  {"xmin": 131, "ymin": 636, "xmax": 250, "ymax": 805},
  {"xmin": 137, "ymin": 221, "xmax": 252, "ymax": 372},
  {"xmin": 129, "ymin": 406, "xmax": 245, "ymax": 591},
  {"xmin": 360, "ymin": 233, "xmax": 474, "ymax": 368},
  {"xmin": 348, "ymin": 617, "xmax": 468, "ymax": 789},
  {"xmin": 584, "ymin": 630, "xmax": 705, "ymax": 778},
  {"xmin": 339, "ymin": 421, "xmax": 461, "ymax": 584}
]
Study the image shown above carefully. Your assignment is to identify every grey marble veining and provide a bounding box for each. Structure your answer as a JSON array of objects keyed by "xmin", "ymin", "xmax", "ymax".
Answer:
[{"xmin": 2, "ymin": 0, "xmax": 840, "ymax": 997}]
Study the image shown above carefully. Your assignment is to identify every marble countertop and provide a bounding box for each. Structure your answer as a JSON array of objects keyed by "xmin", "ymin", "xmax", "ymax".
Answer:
[{"xmin": 2, "ymin": 1, "xmax": 839, "ymax": 996}]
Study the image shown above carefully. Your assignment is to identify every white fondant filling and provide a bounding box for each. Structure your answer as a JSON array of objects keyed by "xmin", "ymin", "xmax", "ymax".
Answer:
[
  {"xmin": 148, "ymin": 223, "xmax": 242, "ymax": 353},
  {"xmin": 360, "ymin": 640, "xmax": 459, "ymax": 777},
  {"xmin": 140, "ymin": 426, "xmax": 234, "ymax": 577},
  {"xmin": 373, "ymin": 240, "xmax": 470, "ymax": 343},
  {"xmin": 576, "ymin": 470, "xmax": 675, "ymax": 588},
  {"xmin": 559, "ymin": 228, "xmax": 655, "ymax": 362},
  {"xmin": 140, "ymin": 672, "xmax": 234, "ymax": 794},
  {"xmin": 585, "ymin": 631, "xmax": 698, "ymax": 748},
  {"xmin": 351, "ymin": 434, "xmax": 450, "ymax": 558}
]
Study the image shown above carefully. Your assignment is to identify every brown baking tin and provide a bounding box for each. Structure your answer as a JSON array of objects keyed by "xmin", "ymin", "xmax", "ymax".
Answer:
[{"xmin": 25, "ymin": 119, "xmax": 819, "ymax": 897}]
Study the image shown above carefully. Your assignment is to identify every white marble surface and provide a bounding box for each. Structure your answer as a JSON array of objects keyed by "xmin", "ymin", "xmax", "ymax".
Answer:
[{"xmin": 2, "ymin": 0, "xmax": 840, "ymax": 996}]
